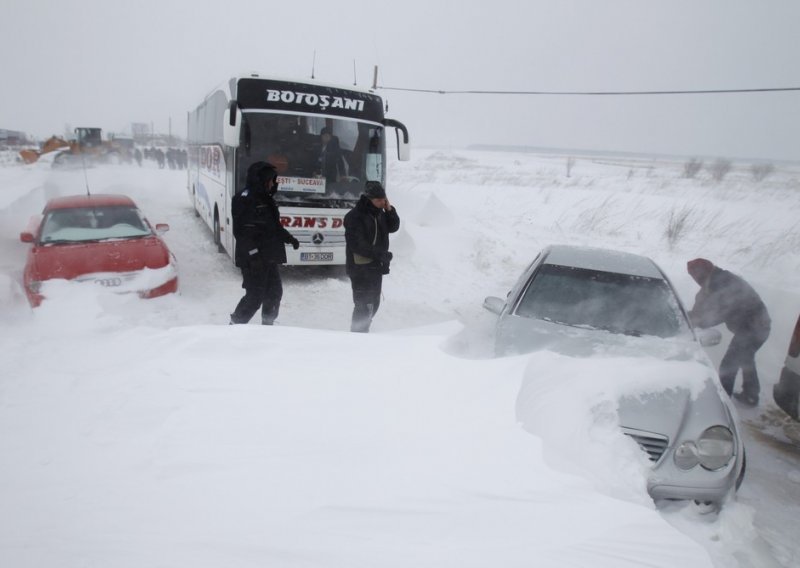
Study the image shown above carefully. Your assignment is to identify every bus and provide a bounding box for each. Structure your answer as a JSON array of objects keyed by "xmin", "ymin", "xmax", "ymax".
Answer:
[{"xmin": 187, "ymin": 74, "xmax": 410, "ymax": 265}]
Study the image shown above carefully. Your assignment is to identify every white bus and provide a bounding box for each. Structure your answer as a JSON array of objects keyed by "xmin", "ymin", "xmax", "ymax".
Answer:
[{"xmin": 187, "ymin": 74, "xmax": 410, "ymax": 265}]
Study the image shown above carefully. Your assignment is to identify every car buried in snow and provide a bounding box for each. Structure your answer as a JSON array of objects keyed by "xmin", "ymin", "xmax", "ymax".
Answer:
[
  {"xmin": 774, "ymin": 313, "xmax": 800, "ymax": 421},
  {"xmin": 19, "ymin": 194, "xmax": 178, "ymax": 307},
  {"xmin": 483, "ymin": 244, "xmax": 745, "ymax": 509}
]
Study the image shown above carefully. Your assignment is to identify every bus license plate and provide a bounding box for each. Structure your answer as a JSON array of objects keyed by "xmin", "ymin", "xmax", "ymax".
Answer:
[{"xmin": 301, "ymin": 252, "xmax": 334, "ymax": 262}]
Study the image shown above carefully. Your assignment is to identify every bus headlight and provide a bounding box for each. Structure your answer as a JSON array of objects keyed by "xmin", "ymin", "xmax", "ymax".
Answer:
[{"xmin": 674, "ymin": 426, "xmax": 734, "ymax": 471}]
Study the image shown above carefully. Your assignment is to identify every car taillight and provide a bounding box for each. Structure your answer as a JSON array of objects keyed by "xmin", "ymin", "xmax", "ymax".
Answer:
[{"xmin": 789, "ymin": 315, "xmax": 800, "ymax": 358}]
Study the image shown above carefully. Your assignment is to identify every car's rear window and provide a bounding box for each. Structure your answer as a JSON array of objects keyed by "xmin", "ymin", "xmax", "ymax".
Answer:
[
  {"xmin": 39, "ymin": 206, "xmax": 151, "ymax": 244},
  {"xmin": 515, "ymin": 264, "xmax": 687, "ymax": 338}
]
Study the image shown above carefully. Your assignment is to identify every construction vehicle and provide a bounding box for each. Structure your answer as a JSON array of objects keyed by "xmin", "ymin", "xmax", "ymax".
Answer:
[
  {"xmin": 19, "ymin": 127, "xmax": 132, "ymax": 166},
  {"xmin": 18, "ymin": 136, "xmax": 71, "ymax": 164}
]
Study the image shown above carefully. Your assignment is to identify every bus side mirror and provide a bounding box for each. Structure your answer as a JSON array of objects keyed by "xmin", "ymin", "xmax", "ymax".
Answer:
[
  {"xmin": 382, "ymin": 119, "xmax": 410, "ymax": 162},
  {"xmin": 396, "ymin": 130, "xmax": 410, "ymax": 161},
  {"xmin": 223, "ymin": 100, "xmax": 242, "ymax": 148}
]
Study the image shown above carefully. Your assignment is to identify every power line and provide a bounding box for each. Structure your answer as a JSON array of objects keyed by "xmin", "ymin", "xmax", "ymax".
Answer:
[{"xmin": 375, "ymin": 85, "xmax": 800, "ymax": 96}]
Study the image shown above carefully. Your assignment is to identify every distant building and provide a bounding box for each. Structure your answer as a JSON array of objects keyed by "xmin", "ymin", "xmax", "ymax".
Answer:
[
  {"xmin": 0, "ymin": 128, "xmax": 29, "ymax": 145},
  {"xmin": 131, "ymin": 123, "xmax": 150, "ymax": 144}
]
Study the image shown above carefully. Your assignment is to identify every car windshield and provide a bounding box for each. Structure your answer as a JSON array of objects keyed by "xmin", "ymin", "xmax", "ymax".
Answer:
[
  {"xmin": 515, "ymin": 264, "xmax": 687, "ymax": 338},
  {"xmin": 39, "ymin": 205, "xmax": 151, "ymax": 244}
]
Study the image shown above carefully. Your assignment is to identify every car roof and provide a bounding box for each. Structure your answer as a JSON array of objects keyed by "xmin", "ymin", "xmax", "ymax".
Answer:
[
  {"xmin": 45, "ymin": 194, "xmax": 137, "ymax": 210},
  {"xmin": 542, "ymin": 244, "xmax": 665, "ymax": 279}
]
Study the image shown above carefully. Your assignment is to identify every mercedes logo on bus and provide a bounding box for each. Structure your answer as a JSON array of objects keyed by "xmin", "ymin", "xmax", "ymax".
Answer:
[{"xmin": 312, "ymin": 232, "xmax": 325, "ymax": 244}]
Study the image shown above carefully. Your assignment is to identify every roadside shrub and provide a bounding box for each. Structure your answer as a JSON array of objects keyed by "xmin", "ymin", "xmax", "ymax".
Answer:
[
  {"xmin": 683, "ymin": 158, "xmax": 703, "ymax": 179},
  {"xmin": 710, "ymin": 159, "xmax": 732, "ymax": 182},
  {"xmin": 751, "ymin": 163, "xmax": 775, "ymax": 182},
  {"xmin": 665, "ymin": 205, "xmax": 694, "ymax": 249}
]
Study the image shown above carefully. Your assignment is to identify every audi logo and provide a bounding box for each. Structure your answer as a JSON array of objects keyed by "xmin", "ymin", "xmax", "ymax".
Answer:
[
  {"xmin": 312, "ymin": 232, "xmax": 325, "ymax": 244},
  {"xmin": 95, "ymin": 277, "xmax": 123, "ymax": 287}
]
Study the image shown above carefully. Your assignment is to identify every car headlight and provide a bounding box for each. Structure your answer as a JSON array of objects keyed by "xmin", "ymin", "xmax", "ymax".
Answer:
[
  {"xmin": 697, "ymin": 426, "xmax": 735, "ymax": 470},
  {"xmin": 674, "ymin": 426, "xmax": 735, "ymax": 471}
]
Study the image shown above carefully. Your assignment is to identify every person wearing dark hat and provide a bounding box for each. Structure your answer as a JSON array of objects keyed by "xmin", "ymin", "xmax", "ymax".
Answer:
[
  {"xmin": 343, "ymin": 181, "xmax": 400, "ymax": 332},
  {"xmin": 229, "ymin": 161, "xmax": 300, "ymax": 325},
  {"xmin": 687, "ymin": 258, "xmax": 771, "ymax": 406}
]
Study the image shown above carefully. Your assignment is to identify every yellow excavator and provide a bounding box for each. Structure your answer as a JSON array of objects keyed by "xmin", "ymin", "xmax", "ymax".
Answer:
[
  {"xmin": 18, "ymin": 135, "xmax": 71, "ymax": 164},
  {"xmin": 19, "ymin": 127, "xmax": 129, "ymax": 165}
]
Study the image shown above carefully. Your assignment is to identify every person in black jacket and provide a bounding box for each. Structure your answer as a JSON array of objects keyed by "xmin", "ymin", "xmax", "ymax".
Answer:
[
  {"xmin": 687, "ymin": 258, "xmax": 771, "ymax": 406},
  {"xmin": 318, "ymin": 127, "xmax": 347, "ymax": 183},
  {"xmin": 230, "ymin": 162, "xmax": 299, "ymax": 325},
  {"xmin": 344, "ymin": 181, "xmax": 400, "ymax": 332}
]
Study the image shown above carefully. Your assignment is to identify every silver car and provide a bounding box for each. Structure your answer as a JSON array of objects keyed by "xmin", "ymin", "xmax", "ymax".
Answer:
[{"xmin": 484, "ymin": 244, "xmax": 745, "ymax": 508}]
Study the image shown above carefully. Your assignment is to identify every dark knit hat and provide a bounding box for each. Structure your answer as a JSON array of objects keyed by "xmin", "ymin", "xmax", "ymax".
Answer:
[
  {"xmin": 246, "ymin": 161, "xmax": 277, "ymax": 189},
  {"xmin": 364, "ymin": 181, "xmax": 386, "ymax": 199},
  {"xmin": 687, "ymin": 258, "xmax": 714, "ymax": 284}
]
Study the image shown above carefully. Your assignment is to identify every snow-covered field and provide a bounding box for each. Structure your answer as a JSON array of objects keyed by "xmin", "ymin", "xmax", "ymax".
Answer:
[{"xmin": 1, "ymin": 149, "xmax": 799, "ymax": 567}]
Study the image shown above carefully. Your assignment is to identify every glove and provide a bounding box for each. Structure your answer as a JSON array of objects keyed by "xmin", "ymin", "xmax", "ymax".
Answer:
[
  {"xmin": 378, "ymin": 251, "xmax": 392, "ymax": 275},
  {"xmin": 289, "ymin": 237, "xmax": 300, "ymax": 250}
]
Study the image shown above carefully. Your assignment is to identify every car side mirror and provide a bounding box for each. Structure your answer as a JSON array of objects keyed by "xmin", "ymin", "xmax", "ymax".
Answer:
[
  {"xmin": 20, "ymin": 231, "xmax": 34, "ymax": 243},
  {"xmin": 697, "ymin": 328, "xmax": 722, "ymax": 347},
  {"xmin": 155, "ymin": 223, "xmax": 170, "ymax": 235},
  {"xmin": 483, "ymin": 296, "xmax": 506, "ymax": 315}
]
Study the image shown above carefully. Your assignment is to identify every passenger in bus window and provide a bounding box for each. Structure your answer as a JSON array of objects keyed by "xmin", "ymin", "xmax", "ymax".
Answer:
[
  {"xmin": 229, "ymin": 161, "xmax": 300, "ymax": 326},
  {"xmin": 318, "ymin": 127, "xmax": 347, "ymax": 183},
  {"xmin": 344, "ymin": 181, "xmax": 400, "ymax": 332}
]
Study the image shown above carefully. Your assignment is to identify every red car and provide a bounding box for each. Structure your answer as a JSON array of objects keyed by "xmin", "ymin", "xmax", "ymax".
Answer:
[{"xmin": 19, "ymin": 194, "xmax": 178, "ymax": 307}]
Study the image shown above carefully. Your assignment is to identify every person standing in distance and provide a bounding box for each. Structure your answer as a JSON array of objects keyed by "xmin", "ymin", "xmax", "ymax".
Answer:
[
  {"xmin": 230, "ymin": 161, "xmax": 299, "ymax": 325},
  {"xmin": 687, "ymin": 258, "xmax": 771, "ymax": 407},
  {"xmin": 344, "ymin": 181, "xmax": 400, "ymax": 332}
]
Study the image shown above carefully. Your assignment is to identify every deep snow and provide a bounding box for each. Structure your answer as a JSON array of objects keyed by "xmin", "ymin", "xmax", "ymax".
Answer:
[{"xmin": 1, "ymin": 149, "xmax": 799, "ymax": 567}]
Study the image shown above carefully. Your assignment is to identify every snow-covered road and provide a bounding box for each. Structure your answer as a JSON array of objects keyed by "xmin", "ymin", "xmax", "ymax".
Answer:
[{"xmin": 1, "ymin": 149, "xmax": 799, "ymax": 567}]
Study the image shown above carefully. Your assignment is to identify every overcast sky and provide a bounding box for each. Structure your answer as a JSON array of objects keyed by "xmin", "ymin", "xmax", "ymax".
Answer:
[{"xmin": 2, "ymin": 0, "xmax": 798, "ymax": 161}]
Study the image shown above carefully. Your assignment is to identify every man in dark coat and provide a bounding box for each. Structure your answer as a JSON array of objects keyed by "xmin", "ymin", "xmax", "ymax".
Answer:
[
  {"xmin": 344, "ymin": 181, "xmax": 400, "ymax": 333},
  {"xmin": 687, "ymin": 258, "xmax": 771, "ymax": 406},
  {"xmin": 230, "ymin": 162, "xmax": 299, "ymax": 325},
  {"xmin": 318, "ymin": 127, "xmax": 347, "ymax": 183}
]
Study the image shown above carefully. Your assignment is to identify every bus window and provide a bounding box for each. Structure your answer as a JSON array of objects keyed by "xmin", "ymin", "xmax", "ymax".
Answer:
[
  {"xmin": 365, "ymin": 128, "xmax": 383, "ymax": 182},
  {"xmin": 237, "ymin": 113, "xmax": 385, "ymax": 206}
]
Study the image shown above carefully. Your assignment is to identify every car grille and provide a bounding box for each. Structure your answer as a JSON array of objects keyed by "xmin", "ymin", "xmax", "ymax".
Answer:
[{"xmin": 622, "ymin": 428, "xmax": 669, "ymax": 463}]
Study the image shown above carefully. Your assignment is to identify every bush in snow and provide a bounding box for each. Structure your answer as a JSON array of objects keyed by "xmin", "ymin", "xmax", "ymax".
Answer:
[
  {"xmin": 710, "ymin": 158, "xmax": 733, "ymax": 182},
  {"xmin": 683, "ymin": 158, "xmax": 703, "ymax": 179},
  {"xmin": 751, "ymin": 163, "xmax": 775, "ymax": 182}
]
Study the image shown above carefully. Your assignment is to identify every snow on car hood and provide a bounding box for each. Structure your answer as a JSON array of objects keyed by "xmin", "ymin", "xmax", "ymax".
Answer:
[
  {"xmin": 29, "ymin": 236, "xmax": 172, "ymax": 282},
  {"xmin": 39, "ymin": 264, "xmax": 178, "ymax": 298},
  {"xmin": 498, "ymin": 313, "xmax": 707, "ymax": 364},
  {"xmin": 510, "ymin": 318, "xmax": 725, "ymax": 505}
]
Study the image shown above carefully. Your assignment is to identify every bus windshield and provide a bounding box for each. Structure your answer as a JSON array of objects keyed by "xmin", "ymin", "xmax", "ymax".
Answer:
[{"xmin": 238, "ymin": 112, "xmax": 385, "ymax": 208}]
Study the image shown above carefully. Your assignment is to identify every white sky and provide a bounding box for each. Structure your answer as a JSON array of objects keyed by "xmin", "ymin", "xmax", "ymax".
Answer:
[{"xmin": 2, "ymin": 0, "xmax": 799, "ymax": 161}]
